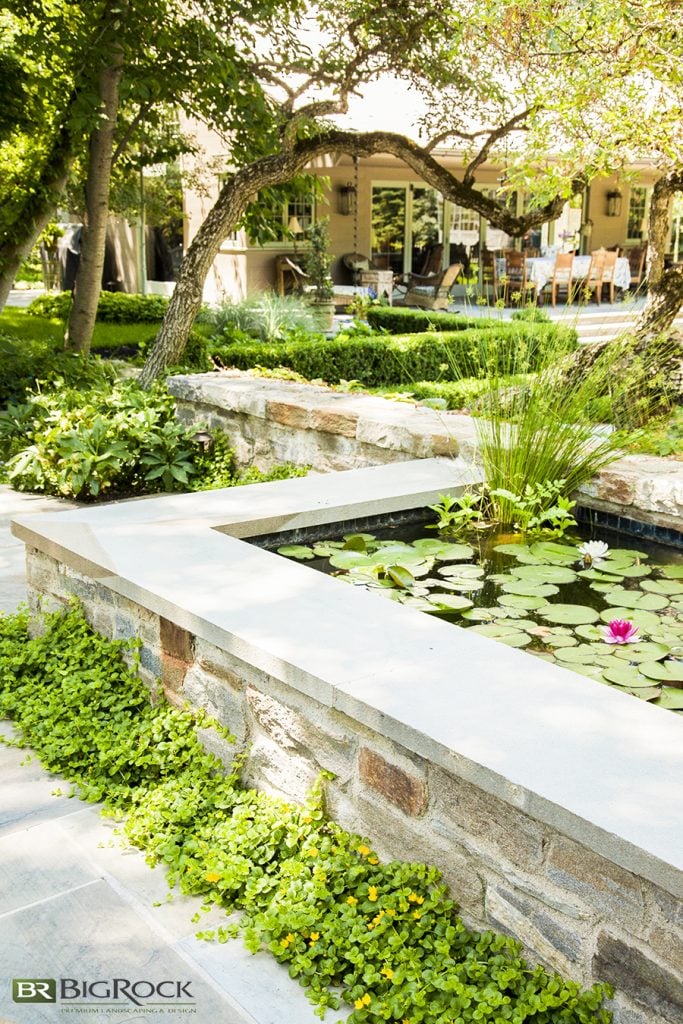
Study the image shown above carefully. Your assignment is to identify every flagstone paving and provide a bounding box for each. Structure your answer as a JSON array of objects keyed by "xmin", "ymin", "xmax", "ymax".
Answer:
[{"xmin": 0, "ymin": 488, "xmax": 324, "ymax": 1024}]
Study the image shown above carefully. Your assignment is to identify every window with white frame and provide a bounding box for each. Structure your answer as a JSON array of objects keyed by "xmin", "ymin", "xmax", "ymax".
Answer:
[{"xmin": 627, "ymin": 186, "xmax": 650, "ymax": 242}]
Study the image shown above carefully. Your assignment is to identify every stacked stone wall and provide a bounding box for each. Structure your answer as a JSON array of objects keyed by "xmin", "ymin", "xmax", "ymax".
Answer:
[{"xmin": 26, "ymin": 544, "xmax": 683, "ymax": 1024}]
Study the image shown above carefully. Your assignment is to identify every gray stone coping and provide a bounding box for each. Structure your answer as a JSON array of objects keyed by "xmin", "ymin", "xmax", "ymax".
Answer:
[
  {"xmin": 168, "ymin": 373, "xmax": 683, "ymax": 529},
  {"xmin": 11, "ymin": 459, "xmax": 683, "ymax": 900}
]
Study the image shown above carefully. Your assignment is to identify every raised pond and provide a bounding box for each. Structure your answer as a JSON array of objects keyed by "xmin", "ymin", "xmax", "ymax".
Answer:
[{"xmin": 277, "ymin": 520, "xmax": 683, "ymax": 711}]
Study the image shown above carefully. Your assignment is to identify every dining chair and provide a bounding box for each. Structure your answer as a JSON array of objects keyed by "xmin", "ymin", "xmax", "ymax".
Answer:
[
  {"xmin": 548, "ymin": 252, "xmax": 574, "ymax": 306},
  {"xmin": 480, "ymin": 249, "xmax": 500, "ymax": 302},
  {"xmin": 502, "ymin": 250, "xmax": 537, "ymax": 305},
  {"xmin": 626, "ymin": 245, "xmax": 647, "ymax": 290},
  {"xmin": 582, "ymin": 251, "xmax": 607, "ymax": 304},
  {"xmin": 600, "ymin": 250, "xmax": 619, "ymax": 303}
]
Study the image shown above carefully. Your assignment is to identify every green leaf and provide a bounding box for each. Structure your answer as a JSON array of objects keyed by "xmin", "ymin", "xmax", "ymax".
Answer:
[
  {"xmin": 426, "ymin": 594, "xmax": 474, "ymax": 613},
  {"xmin": 386, "ymin": 565, "xmax": 415, "ymax": 589},
  {"xmin": 277, "ymin": 544, "xmax": 316, "ymax": 560},
  {"xmin": 655, "ymin": 687, "xmax": 683, "ymax": 709},
  {"xmin": 637, "ymin": 660, "xmax": 683, "ymax": 683},
  {"xmin": 511, "ymin": 565, "xmax": 577, "ymax": 584},
  {"xmin": 498, "ymin": 593, "xmax": 549, "ymax": 610},
  {"xmin": 539, "ymin": 604, "xmax": 600, "ymax": 625},
  {"xmin": 500, "ymin": 580, "xmax": 559, "ymax": 597},
  {"xmin": 601, "ymin": 588, "xmax": 669, "ymax": 611}
]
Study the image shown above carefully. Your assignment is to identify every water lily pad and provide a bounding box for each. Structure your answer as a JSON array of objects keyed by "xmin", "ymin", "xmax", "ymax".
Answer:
[
  {"xmin": 343, "ymin": 534, "xmax": 370, "ymax": 551},
  {"xmin": 602, "ymin": 664, "xmax": 653, "ymax": 687},
  {"xmin": 412, "ymin": 539, "xmax": 475, "ymax": 561},
  {"xmin": 461, "ymin": 608, "xmax": 497, "ymax": 622},
  {"xmin": 641, "ymin": 578, "xmax": 683, "ymax": 596},
  {"xmin": 312, "ymin": 541, "xmax": 345, "ymax": 557},
  {"xmin": 601, "ymin": 563, "xmax": 652, "ymax": 578},
  {"xmin": 660, "ymin": 565, "xmax": 683, "ymax": 580},
  {"xmin": 402, "ymin": 596, "xmax": 439, "ymax": 612},
  {"xmin": 539, "ymin": 604, "xmax": 600, "ymax": 625},
  {"xmin": 437, "ymin": 563, "xmax": 485, "ymax": 578},
  {"xmin": 545, "ymin": 634, "xmax": 579, "ymax": 648},
  {"xmin": 578, "ymin": 569, "xmax": 624, "ymax": 582},
  {"xmin": 655, "ymin": 686, "xmax": 683, "ymax": 709},
  {"xmin": 638, "ymin": 660, "xmax": 683, "ymax": 683},
  {"xmin": 386, "ymin": 565, "xmax": 415, "ymax": 589},
  {"xmin": 329, "ymin": 550, "xmax": 376, "ymax": 569},
  {"xmin": 494, "ymin": 543, "xmax": 533, "ymax": 556},
  {"xmin": 470, "ymin": 623, "xmax": 531, "ymax": 647},
  {"xmin": 427, "ymin": 594, "xmax": 474, "ymax": 612},
  {"xmin": 529, "ymin": 541, "xmax": 578, "ymax": 564},
  {"xmin": 628, "ymin": 686, "xmax": 662, "ymax": 701},
  {"xmin": 601, "ymin": 588, "xmax": 669, "ymax": 611},
  {"xmin": 498, "ymin": 593, "xmax": 549, "ymax": 611},
  {"xmin": 501, "ymin": 580, "xmax": 559, "ymax": 598},
  {"xmin": 511, "ymin": 564, "xmax": 577, "ymax": 584},
  {"xmin": 612, "ymin": 642, "xmax": 671, "ymax": 663},
  {"xmin": 589, "ymin": 582, "xmax": 618, "ymax": 593},
  {"xmin": 277, "ymin": 544, "xmax": 315, "ymax": 560},
  {"xmin": 501, "ymin": 617, "xmax": 537, "ymax": 630},
  {"xmin": 554, "ymin": 645, "xmax": 601, "ymax": 664},
  {"xmin": 599, "ymin": 607, "xmax": 661, "ymax": 629},
  {"xmin": 575, "ymin": 623, "xmax": 603, "ymax": 641}
]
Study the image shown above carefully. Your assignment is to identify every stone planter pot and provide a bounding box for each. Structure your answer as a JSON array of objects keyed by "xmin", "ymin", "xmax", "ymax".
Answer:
[{"xmin": 308, "ymin": 298, "xmax": 335, "ymax": 332}]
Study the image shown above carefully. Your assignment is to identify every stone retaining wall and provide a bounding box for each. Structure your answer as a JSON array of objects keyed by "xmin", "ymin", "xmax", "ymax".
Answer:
[
  {"xmin": 168, "ymin": 372, "xmax": 683, "ymax": 533},
  {"xmin": 23, "ymin": 540, "xmax": 682, "ymax": 1024}
]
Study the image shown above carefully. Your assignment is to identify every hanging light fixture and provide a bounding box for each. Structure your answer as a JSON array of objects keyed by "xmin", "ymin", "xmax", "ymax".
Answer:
[
  {"xmin": 605, "ymin": 190, "xmax": 623, "ymax": 217},
  {"xmin": 337, "ymin": 182, "xmax": 357, "ymax": 217}
]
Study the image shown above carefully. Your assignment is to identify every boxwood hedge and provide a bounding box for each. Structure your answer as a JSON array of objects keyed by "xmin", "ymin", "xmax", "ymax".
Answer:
[
  {"xmin": 366, "ymin": 306, "xmax": 499, "ymax": 334},
  {"xmin": 211, "ymin": 322, "xmax": 577, "ymax": 387},
  {"xmin": 27, "ymin": 290, "xmax": 170, "ymax": 323}
]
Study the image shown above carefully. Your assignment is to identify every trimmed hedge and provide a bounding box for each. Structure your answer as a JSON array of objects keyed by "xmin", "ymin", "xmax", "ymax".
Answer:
[
  {"xmin": 212, "ymin": 322, "xmax": 577, "ymax": 387},
  {"xmin": 27, "ymin": 290, "xmax": 170, "ymax": 323},
  {"xmin": 366, "ymin": 306, "xmax": 499, "ymax": 334}
]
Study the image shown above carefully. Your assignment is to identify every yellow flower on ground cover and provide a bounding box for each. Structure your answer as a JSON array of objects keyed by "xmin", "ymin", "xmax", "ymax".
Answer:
[
  {"xmin": 357, "ymin": 844, "xmax": 370, "ymax": 856},
  {"xmin": 346, "ymin": 895, "xmax": 358, "ymax": 905},
  {"xmin": 408, "ymin": 892, "xmax": 424, "ymax": 904},
  {"xmin": 354, "ymin": 994, "xmax": 371, "ymax": 1009},
  {"xmin": 368, "ymin": 856, "xmax": 379, "ymax": 865},
  {"xmin": 204, "ymin": 870, "xmax": 221, "ymax": 883},
  {"xmin": 280, "ymin": 933, "xmax": 295, "ymax": 948},
  {"xmin": 368, "ymin": 885, "xmax": 378, "ymax": 902},
  {"xmin": 381, "ymin": 967, "xmax": 394, "ymax": 980},
  {"xmin": 307, "ymin": 847, "xmax": 319, "ymax": 857}
]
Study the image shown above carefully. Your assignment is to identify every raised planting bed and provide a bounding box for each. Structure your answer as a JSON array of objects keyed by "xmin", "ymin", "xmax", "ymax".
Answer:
[{"xmin": 12, "ymin": 458, "xmax": 683, "ymax": 1024}]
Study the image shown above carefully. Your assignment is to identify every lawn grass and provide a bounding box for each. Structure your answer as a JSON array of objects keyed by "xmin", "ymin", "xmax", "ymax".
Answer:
[{"xmin": 0, "ymin": 306, "xmax": 159, "ymax": 351}]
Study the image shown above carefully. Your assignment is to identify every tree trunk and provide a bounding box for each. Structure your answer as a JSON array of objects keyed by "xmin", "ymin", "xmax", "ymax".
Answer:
[
  {"xmin": 0, "ymin": 127, "xmax": 76, "ymax": 313},
  {"xmin": 64, "ymin": 55, "xmax": 123, "ymax": 354},
  {"xmin": 634, "ymin": 170, "xmax": 683, "ymax": 340}
]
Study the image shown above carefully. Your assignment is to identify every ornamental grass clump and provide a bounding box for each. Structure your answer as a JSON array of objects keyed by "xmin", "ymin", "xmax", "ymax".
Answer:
[
  {"xmin": 0, "ymin": 604, "xmax": 613, "ymax": 1023},
  {"xmin": 448, "ymin": 328, "xmax": 679, "ymax": 526}
]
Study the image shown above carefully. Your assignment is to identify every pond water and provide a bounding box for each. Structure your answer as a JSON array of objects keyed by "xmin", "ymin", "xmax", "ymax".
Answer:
[{"xmin": 277, "ymin": 521, "xmax": 683, "ymax": 713}]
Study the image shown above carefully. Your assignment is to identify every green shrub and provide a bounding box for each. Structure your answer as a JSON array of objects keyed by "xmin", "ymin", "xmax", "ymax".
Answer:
[
  {"xmin": 207, "ymin": 293, "xmax": 320, "ymax": 344},
  {"xmin": 0, "ymin": 604, "xmax": 613, "ymax": 1024},
  {"xmin": 212, "ymin": 322, "xmax": 577, "ymax": 387},
  {"xmin": 409, "ymin": 376, "xmax": 530, "ymax": 410},
  {"xmin": 366, "ymin": 306, "xmax": 499, "ymax": 334},
  {"xmin": 0, "ymin": 333, "xmax": 115, "ymax": 408},
  {"xmin": 27, "ymin": 290, "xmax": 170, "ymax": 323}
]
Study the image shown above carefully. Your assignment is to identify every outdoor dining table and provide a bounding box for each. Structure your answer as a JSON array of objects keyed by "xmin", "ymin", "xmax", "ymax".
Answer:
[{"xmin": 525, "ymin": 254, "xmax": 631, "ymax": 294}]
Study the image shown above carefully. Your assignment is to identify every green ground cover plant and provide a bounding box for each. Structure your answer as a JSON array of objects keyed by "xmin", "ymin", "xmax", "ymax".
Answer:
[
  {"xmin": 0, "ymin": 603, "xmax": 613, "ymax": 1023},
  {"xmin": 0, "ymin": 379, "xmax": 307, "ymax": 500},
  {"xmin": 211, "ymin": 322, "xmax": 577, "ymax": 388},
  {"xmin": 204, "ymin": 293, "xmax": 321, "ymax": 344}
]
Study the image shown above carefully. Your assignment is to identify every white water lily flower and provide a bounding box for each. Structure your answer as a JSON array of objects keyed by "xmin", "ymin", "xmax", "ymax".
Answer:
[{"xmin": 577, "ymin": 540, "xmax": 610, "ymax": 565}]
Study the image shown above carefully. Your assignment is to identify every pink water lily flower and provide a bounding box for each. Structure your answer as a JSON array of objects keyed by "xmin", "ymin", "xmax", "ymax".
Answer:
[{"xmin": 602, "ymin": 619, "xmax": 640, "ymax": 644}]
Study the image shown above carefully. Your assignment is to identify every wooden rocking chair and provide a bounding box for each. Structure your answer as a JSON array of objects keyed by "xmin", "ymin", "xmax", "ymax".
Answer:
[{"xmin": 400, "ymin": 263, "xmax": 463, "ymax": 311}]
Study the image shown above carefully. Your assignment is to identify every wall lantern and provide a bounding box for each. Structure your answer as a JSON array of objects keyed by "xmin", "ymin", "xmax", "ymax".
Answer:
[
  {"xmin": 606, "ymin": 190, "xmax": 623, "ymax": 217},
  {"xmin": 337, "ymin": 183, "xmax": 357, "ymax": 217}
]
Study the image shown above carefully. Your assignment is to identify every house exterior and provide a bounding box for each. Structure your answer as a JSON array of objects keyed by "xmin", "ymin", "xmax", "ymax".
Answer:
[{"xmin": 125, "ymin": 115, "xmax": 674, "ymax": 304}]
